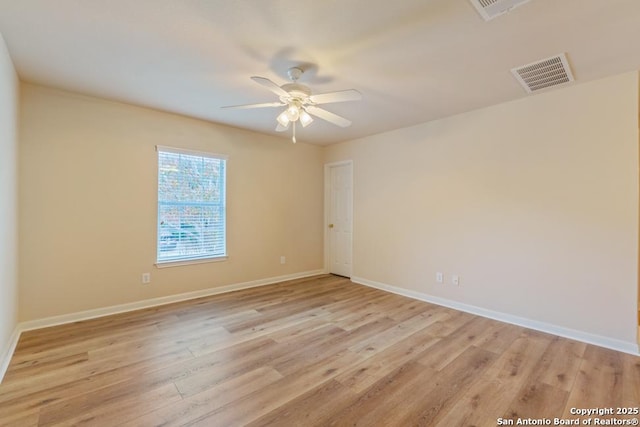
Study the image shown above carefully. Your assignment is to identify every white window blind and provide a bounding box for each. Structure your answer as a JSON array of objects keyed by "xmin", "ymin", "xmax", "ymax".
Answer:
[{"xmin": 156, "ymin": 146, "xmax": 227, "ymax": 264}]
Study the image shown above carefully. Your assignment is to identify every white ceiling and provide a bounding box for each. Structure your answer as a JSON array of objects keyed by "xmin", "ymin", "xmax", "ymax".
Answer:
[{"xmin": 1, "ymin": 0, "xmax": 639, "ymax": 145}]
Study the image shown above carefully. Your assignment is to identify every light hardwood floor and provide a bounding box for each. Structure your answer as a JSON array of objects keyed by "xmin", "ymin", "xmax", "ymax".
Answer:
[{"xmin": 1, "ymin": 274, "xmax": 639, "ymax": 426}]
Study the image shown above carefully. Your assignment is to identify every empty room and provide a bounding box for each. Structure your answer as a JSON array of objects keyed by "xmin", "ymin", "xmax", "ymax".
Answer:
[{"xmin": 1, "ymin": 0, "xmax": 639, "ymax": 426}]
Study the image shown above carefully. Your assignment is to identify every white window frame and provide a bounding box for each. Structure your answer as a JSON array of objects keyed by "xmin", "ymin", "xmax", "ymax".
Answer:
[{"xmin": 155, "ymin": 145, "xmax": 228, "ymax": 268}]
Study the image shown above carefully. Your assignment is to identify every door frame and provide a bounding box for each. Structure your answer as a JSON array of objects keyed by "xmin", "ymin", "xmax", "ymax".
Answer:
[{"xmin": 324, "ymin": 160, "xmax": 354, "ymax": 276}]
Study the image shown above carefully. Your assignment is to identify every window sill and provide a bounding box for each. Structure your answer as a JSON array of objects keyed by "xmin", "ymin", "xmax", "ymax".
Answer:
[{"xmin": 155, "ymin": 256, "xmax": 228, "ymax": 269}]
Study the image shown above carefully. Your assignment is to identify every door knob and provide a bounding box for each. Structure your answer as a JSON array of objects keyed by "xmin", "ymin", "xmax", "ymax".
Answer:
[{"xmin": 328, "ymin": 224, "xmax": 334, "ymax": 228}]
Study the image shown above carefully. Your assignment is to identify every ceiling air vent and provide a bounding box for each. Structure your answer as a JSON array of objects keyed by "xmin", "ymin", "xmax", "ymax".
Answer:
[
  {"xmin": 511, "ymin": 53, "xmax": 574, "ymax": 94},
  {"xmin": 469, "ymin": 0, "xmax": 531, "ymax": 21}
]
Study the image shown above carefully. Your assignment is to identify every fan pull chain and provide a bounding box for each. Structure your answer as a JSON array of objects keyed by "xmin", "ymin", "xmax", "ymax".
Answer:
[{"xmin": 292, "ymin": 120, "xmax": 297, "ymax": 143}]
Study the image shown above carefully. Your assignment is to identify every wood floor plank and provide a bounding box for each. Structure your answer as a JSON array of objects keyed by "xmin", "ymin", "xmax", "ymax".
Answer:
[
  {"xmin": 622, "ymin": 352, "xmax": 640, "ymax": 406},
  {"xmin": 187, "ymin": 315, "xmax": 341, "ymax": 358},
  {"xmin": 485, "ymin": 330, "xmax": 555, "ymax": 382},
  {"xmin": 428, "ymin": 329, "xmax": 555, "ymax": 426},
  {"xmin": 415, "ymin": 315, "xmax": 494, "ymax": 371},
  {"xmin": 471, "ymin": 319, "xmax": 524, "ymax": 355},
  {"xmin": 224, "ymin": 306, "xmax": 330, "ymax": 336},
  {"xmin": 8, "ymin": 324, "xmax": 161, "ymax": 367},
  {"xmin": 0, "ymin": 348, "xmax": 194, "ymax": 414},
  {"xmin": 124, "ymin": 367, "xmax": 283, "ymax": 427},
  {"xmin": 187, "ymin": 350, "xmax": 365, "ymax": 426},
  {"xmin": 562, "ymin": 345, "xmax": 625, "ymax": 418},
  {"xmin": 421, "ymin": 309, "xmax": 476, "ymax": 338},
  {"xmin": 397, "ymin": 346, "xmax": 498, "ymax": 426},
  {"xmin": 2, "ymin": 351, "xmax": 89, "ymax": 382},
  {"xmin": 324, "ymin": 360, "xmax": 439, "ymax": 426},
  {"xmin": 335, "ymin": 326, "xmax": 441, "ymax": 393},
  {"xmin": 346, "ymin": 306, "xmax": 448, "ymax": 357},
  {"xmin": 0, "ymin": 409, "xmax": 40, "ymax": 427},
  {"xmin": 246, "ymin": 379, "xmax": 358, "ymax": 427},
  {"xmin": 38, "ymin": 382, "xmax": 182, "ymax": 426},
  {"xmin": 270, "ymin": 317, "xmax": 396, "ymax": 377},
  {"xmin": 433, "ymin": 378, "xmax": 510, "ymax": 427},
  {"xmin": 175, "ymin": 327, "xmax": 344, "ymax": 397},
  {"xmin": 87, "ymin": 325, "xmax": 231, "ymax": 362},
  {"xmin": 371, "ymin": 296, "xmax": 433, "ymax": 322},
  {"xmin": 529, "ymin": 336, "xmax": 587, "ymax": 392},
  {"xmin": 0, "ymin": 274, "xmax": 637, "ymax": 426},
  {"xmin": 503, "ymin": 381, "xmax": 569, "ymax": 421},
  {"xmin": 328, "ymin": 345, "xmax": 496, "ymax": 427},
  {"xmin": 267, "ymin": 315, "xmax": 339, "ymax": 343}
]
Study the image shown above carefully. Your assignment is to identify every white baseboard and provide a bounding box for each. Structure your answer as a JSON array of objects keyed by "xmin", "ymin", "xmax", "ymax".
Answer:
[
  {"xmin": 0, "ymin": 269, "xmax": 324, "ymax": 383},
  {"xmin": 352, "ymin": 275, "xmax": 640, "ymax": 356},
  {"xmin": 0, "ymin": 327, "xmax": 20, "ymax": 383}
]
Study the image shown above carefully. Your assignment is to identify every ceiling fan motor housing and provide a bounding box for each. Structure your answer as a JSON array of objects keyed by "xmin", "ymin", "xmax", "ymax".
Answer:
[{"xmin": 281, "ymin": 83, "xmax": 311, "ymax": 97}]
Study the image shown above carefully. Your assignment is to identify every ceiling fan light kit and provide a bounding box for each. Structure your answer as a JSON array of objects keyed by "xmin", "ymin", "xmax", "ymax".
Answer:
[
  {"xmin": 222, "ymin": 66, "xmax": 361, "ymax": 143},
  {"xmin": 299, "ymin": 110, "xmax": 313, "ymax": 127}
]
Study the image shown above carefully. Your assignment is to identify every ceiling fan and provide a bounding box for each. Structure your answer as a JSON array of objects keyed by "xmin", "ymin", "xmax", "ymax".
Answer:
[{"xmin": 222, "ymin": 67, "xmax": 362, "ymax": 143}]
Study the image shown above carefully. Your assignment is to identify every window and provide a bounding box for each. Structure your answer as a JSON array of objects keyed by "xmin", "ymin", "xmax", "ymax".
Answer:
[{"xmin": 156, "ymin": 146, "xmax": 227, "ymax": 265}]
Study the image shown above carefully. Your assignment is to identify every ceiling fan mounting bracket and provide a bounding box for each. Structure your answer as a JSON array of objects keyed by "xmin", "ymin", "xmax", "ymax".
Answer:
[{"xmin": 287, "ymin": 67, "xmax": 304, "ymax": 82}]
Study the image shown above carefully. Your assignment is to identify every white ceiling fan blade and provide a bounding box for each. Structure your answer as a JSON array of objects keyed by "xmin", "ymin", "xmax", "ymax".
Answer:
[
  {"xmin": 309, "ymin": 89, "xmax": 362, "ymax": 105},
  {"xmin": 221, "ymin": 101, "xmax": 285, "ymax": 110},
  {"xmin": 305, "ymin": 106, "xmax": 352, "ymax": 127},
  {"xmin": 251, "ymin": 76, "xmax": 289, "ymax": 98}
]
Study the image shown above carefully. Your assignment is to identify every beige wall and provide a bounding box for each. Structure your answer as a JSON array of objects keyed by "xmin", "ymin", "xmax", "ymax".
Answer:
[
  {"xmin": 326, "ymin": 72, "xmax": 639, "ymax": 345},
  {"xmin": 19, "ymin": 84, "xmax": 324, "ymax": 321},
  {"xmin": 12, "ymin": 69, "xmax": 640, "ymax": 348},
  {"xmin": 0, "ymin": 34, "xmax": 19, "ymax": 358}
]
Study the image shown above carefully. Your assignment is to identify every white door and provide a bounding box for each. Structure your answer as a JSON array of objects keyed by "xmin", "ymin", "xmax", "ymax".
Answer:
[{"xmin": 327, "ymin": 162, "xmax": 352, "ymax": 277}]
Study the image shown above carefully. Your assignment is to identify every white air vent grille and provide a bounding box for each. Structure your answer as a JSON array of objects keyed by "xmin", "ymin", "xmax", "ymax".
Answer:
[
  {"xmin": 511, "ymin": 53, "xmax": 574, "ymax": 94},
  {"xmin": 469, "ymin": 0, "xmax": 531, "ymax": 21}
]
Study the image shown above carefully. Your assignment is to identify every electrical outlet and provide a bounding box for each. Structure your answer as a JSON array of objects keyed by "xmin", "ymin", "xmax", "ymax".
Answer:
[
  {"xmin": 436, "ymin": 272, "xmax": 444, "ymax": 283},
  {"xmin": 280, "ymin": 256, "xmax": 286, "ymax": 265},
  {"xmin": 452, "ymin": 275, "xmax": 460, "ymax": 286},
  {"xmin": 142, "ymin": 273, "xmax": 151, "ymax": 284}
]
